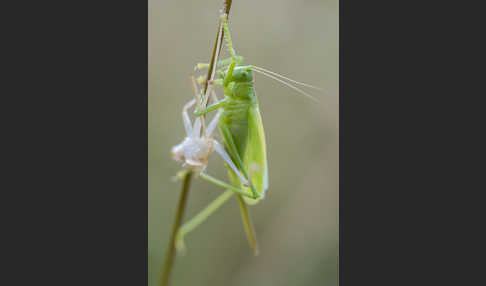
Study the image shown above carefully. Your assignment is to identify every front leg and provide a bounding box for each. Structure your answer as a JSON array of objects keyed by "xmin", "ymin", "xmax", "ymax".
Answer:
[
  {"xmin": 193, "ymin": 98, "xmax": 227, "ymax": 117},
  {"xmin": 195, "ymin": 56, "xmax": 244, "ymax": 71}
]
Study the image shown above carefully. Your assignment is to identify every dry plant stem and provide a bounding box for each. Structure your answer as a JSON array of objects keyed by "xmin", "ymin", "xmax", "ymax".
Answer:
[
  {"xmin": 160, "ymin": 171, "xmax": 193, "ymax": 286},
  {"xmin": 203, "ymin": 0, "xmax": 232, "ymax": 97},
  {"xmin": 160, "ymin": 1, "xmax": 233, "ymax": 286}
]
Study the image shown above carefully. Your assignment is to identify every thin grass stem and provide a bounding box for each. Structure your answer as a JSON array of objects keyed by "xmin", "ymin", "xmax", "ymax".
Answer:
[{"xmin": 160, "ymin": 1, "xmax": 233, "ymax": 286}]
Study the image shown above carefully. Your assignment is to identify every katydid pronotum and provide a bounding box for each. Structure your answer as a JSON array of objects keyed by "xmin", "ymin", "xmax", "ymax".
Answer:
[{"xmin": 171, "ymin": 13, "xmax": 321, "ymax": 255}]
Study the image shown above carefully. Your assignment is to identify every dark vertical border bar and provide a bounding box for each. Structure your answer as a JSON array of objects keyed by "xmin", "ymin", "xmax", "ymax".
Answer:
[
  {"xmin": 339, "ymin": 0, "xmax": 479, "ymax": 285},
  {"xmin": 340, "ymin": 0, "xmax": 421, "ymax": 284},
  {"xmin": 4, "ymin": 0, "xmax": 149, "ymax": 285}
]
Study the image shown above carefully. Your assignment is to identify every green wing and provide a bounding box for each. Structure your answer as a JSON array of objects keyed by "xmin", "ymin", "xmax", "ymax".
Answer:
[
  {"xmin": 242, "ymin": 104, "xmax": 268, "ymax": 205},
  {"xmin": 220, "ymin": 103, "xmax": 268, "ymax": 205}
]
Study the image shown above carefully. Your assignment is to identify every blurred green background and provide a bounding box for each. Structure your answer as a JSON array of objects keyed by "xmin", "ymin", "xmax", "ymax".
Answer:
[{"xmin": 149, "ymin": 0, "xmax": 338, "ymax": 285}]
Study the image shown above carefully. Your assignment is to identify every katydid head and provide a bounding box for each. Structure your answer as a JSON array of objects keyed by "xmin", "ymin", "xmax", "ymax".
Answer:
[
  {"xmin": 220, "ymin": 66, "xmax": 253, "ymax": 83},
  {"xmin": 231, "ymin": 66, "xmax": 253, "ymax": 82}
]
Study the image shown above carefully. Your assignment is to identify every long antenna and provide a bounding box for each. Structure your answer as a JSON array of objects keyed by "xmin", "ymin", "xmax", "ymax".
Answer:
[
  {"xmin": 251, "ymin": 65, "xmax": 323, "ymax": 91},
  {"xmin": 252, "ymin": 69, "xmax": 319, "ymax": 102}
]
